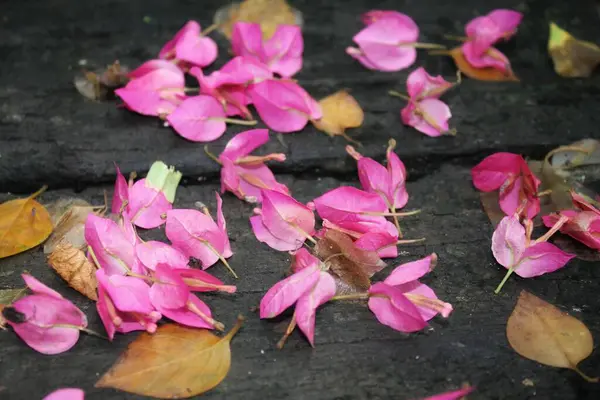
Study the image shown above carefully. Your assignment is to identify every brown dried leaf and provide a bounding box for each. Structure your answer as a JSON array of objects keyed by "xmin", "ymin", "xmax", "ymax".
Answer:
[
  {"xmin": 48, "ymin": 241, "xmax": 97, "ymax": 301},
  {"xmin": 312, "ymin": 90, "xmax": 364, "ymax": 144},
  {"xmin": 96, "ymin": 316, "xmax": 244, "ymax": 398},
  {"xmin": 74, "ymin": 61, "xmax": 129, "ymax": 101},
  {"xmin": 528, "ymin": 159, "xmax": 573, "ymax": 212},
  {"xmin": 314, "ymin": 230, "xmax": 386, "ymax": 294},
  {"xmin": 449, "ymin": 47, "xmax": 519, "ymax": 82},
  {"xmin": 44, "ymin": 201, "xmax": 96, "ymax": 254},
  {"xmin": 479, "ymin": 192, "xmax": 505, "ymax": 228},
  {"xmin": 214, "ymin": 0, "xmax": 302, "ymax": 40},
  {"xmin": 507, "ymin": 291, "xmax": 598, "ymax": 382},
  {"xmin": 548, "ymin": 23, "xmax": 600, "ymax": 78}
]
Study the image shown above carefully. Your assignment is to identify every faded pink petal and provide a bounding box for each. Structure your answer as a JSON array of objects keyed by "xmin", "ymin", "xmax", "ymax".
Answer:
[
  {"xmin": 471, "ymin": 152, "xmax": 522, "ymax": 192},
  {"xmin": 491, "ymin": 215, "xmax": 527, "ymax": 268},
  {"xmin": 167, "ymin": 95, "xmax": 227, "ymax": 142},
  {"xmin": 514, "ymin": 242, "xmax": 575, "ymax": 278},
  {"xmin": 402, "ymin": 98, "xmax": 452, "ymax": 137},
  {"xmin": 385, "ymin": 254, "xmax": 437, "ymax": 286},
  {"xmin": 126, "ymin": 179, "xmax": 171, "ymax": 229},
  {"xmin": 160, "ymin": 21, "xmax": 217, "ymax": 68},
  {"xmin": 128, "ymin": 59, "xmax": 183, "ymax": 79},
  {"xmin": 421, "ymin": 386, "xmax": 474, "ymax": 400},
  {"xmin": 236, "ymin": 163, "xmax": 290, "ymax": 202},
  {"xmin": 166, "ymin": 209, "xmax": 228, "ymax": 268},
  {"xmin": 259, "ymin": 264, "xmax": 321, "ymax": 318},
  {"xmin": 232, "ymin": 22, "xmax": 266, "ymax": 61},
  {"xmin": 220, "ymin": 128, "xmax": 269, "ymax": 161},
  {"xmin": 465, "ymin": 9, "xmax": 522, "ymax": 55},
  {"xmin": 354, "ymin": 230, "xmax": 399, "ymax": 259},
  {"xmin": 85, "ymin": 214, "xmax": 136, "ymax": 275},
  {"xmin": 22, "ymin": 274, "xmax": 62, "ymax": 298},
  {"xmin": 264, "ymin": 25, "xmax": 303, "ymax": 77},
  {"xmin": 295, "ymin": 271, "xmax": 336, "ymax": 346},
  {"xmin": 43, "ymin": 388, "xmax": 85, "ymax": 400},
  {"xmin": 406, "ymin": 67, "xmax": 453, "ymax": 100},
  {"xmin": 157, "ymin": 293, "xmax": 215, "ymax": 329},
  {"xmin": 96, "ymin": 284, "xmax": 117, "ymax": 340},
  {"xmin": 159, "ymin": 21, "xmax": 199, "ymax": 59},
  {"xmin": 149, "ymin": 264, "xmax": 190, "ymax": 309},
  {"xmin": 96, "ymin": 269, "xmax": 153, "ymax": 314},
  {"xmin": 387, "ymin": 148, "xmax": 409, "ymax": 209},
  {"xmin": 215, "ymin": 193, "xmax": 233, "ymax": 258},
  {"xmin": 135, "ymin": 241, "xmax": 189, "ymax": 271},
  {"xmin": 250, "ymin": 214, "xmax": 299, "ymax": 251},
  {"xmin": 174, "ymin": 268, "xmax": 237, "ymax": 293},
  {"xmin": 543, "ymin": 210, "xmax": 600, "ymax": 250},
  {"xmin": 397, "ymin": 280, "xmax": 442, "ymax": 321},
  {"xmin": 111, "ymin": 164, "xmax": 129, "ymax": 214},
  {"xmin": 362, "ymin": 10, "xmax": 418, "ymax": 27},
  {"xmin": 462, "ymin": 43, "xmax": 511, "ymax": 74},
  {"xmin": 115, "ymin": 87, "xmax": 179, "ymax": 117},
  {"xmin": 368, "ymin": 282, "xmax": 427, "ymax": 333},
  {"xmin": 220, "ymin": 56, "xmax": 273, "ymax": 83},
  {"xmin": 356, "ymin": 157, "xmax": 391, "ymax": 202},
  {"xmin": 290, "ymin": 247, "xmax": 321, "ymax": 273}
]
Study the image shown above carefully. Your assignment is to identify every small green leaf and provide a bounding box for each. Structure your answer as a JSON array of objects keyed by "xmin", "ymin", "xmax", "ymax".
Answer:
[
  {"xmin": 145, "ymin": 161, "xmax": 182, "ymax": 203},
  {"xmin": 0, "ymin": 288, "xmax": 27, "ymax": 304}
]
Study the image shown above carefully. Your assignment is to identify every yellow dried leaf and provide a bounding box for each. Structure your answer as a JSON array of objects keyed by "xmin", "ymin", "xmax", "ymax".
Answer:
[
  {"xmin": 507, "ymin": 291, "xmax": 598, "ymax": 382},
  {"xmin": 48, "ymin": 241, "xmax": 98, "ymax": 301},
  {"xmin": 215, "ymin": 0, "xmax": 301, "ymax": 40},
  {"xmin": 312, "ymin": 90, "xmax": 364, "ymax": 144},
  {"xmin": 0, "ymin": 186, "xmax": 53, "ymax": 259},
  {"xmin": 548, "ymin": 22, "xmax": 600, "ymax": 78},
  {"xmin": 96, "ymin": 316, "xmax": 244, "ymax": 398},
  {"xmin": 448, "ymin": 47, "xmax": 519, "ymax": 82}
]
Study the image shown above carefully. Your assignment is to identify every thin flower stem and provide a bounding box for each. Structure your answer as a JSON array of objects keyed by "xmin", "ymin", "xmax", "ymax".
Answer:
[
  {"xmin": 534, "ymin": 215, "xmax": 569, "ymax": 244},
  {"xmin": 361, "ymin": 209, "xmax": 421, "ymax": 217},
  {"xmin": 204, "ymin": 241, "xmax": 239, "ymax": 279},
  {"xmin": 29, "ymin": 185, "xmax": 48, "ymax": 199},
  {"xmin": 220, "ymin": 117, "xmax": 258, "ymax": 126},
  {"xmin": 428, "ymin": 49, "xmax": 452, "ymax": 56},
  {"xmin": 494, "ymin": 267, "xmax": 515, "ymax": 294},
  {"xmin": 52, "ymin": 324, "xmax": 108, "ymax": 340},
  {"xmin": 277, "ymin": 314, "xmax": 297, "ymax": 349},
  {"xmin": 330, "ymin": 293, "xmax": 369, "ymax": 301},
  {"xmin": 410, "ymin": 42, "xmax": 447, "ymax": 49},
  {"xmin": 224, "ymin": 315, "xmax": 245, "ymax": 341},
  {"xmin": 289, "ymin": 222, "xmax": 318, "ymax": 245},
  {"xmin": 396, "ymin": 237, "xmax": 426, "ymax": 245},
  {"xmin": 388, "ymin": 90, "xmax": 411, "ymax": 101},
  {"xmin": 443, "ymin": 34, "xmax": 468, "ymax": 42},
  {"xmin": 201, "ymin": 23, "xmax": 219, "ymax": 36},
  {"xmin": 203, "ymin": 145, "xmax": 222, "ymax": 165},
  {"xmin": 573, "ymin": 366, "xmax": 599, "ymax": 383},
  {"xmin": 537, "ymin": 189, "xmax": 552, "ymax": 197},
  {"xmin": 340, "ymin": 132, "xmax": 362, "ymax": 146},
  {"xmin": 390, "ymin": 206, "xmax": 402, "ymax": 238}
]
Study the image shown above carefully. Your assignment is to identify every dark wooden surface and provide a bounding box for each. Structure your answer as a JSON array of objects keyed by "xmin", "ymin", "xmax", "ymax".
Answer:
[{"xmin": 1, "ymin": 0, "xmax": 600, "ymax": 399}]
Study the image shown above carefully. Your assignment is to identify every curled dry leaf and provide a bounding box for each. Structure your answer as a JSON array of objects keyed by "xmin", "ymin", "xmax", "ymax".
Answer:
[
  {"xmin": 74, "ymin": 61, "xmax": 129, "ymax": 101},
  {"xmin": 479, "ymin": 192, "xmax": 504, "ymax": 228},
  {"xmin": 96, "ymin": 315, "xmax": 245, "ymax": 398},
  {"xmin": 311, "ymin": 90, "xmax": 364, "ymax": 145},
  {"xmin": 507, "ymin": 291, "xmax": 598, "ymax": 382},
  {"xmin": 214, "ymin": 0, "xmax": 302, "ymax": 40},
  {"xmin": 549, "ymin": 139, "xmax": 600, "ymax": 170},
  {"xmin": 48, "ymin": 241, "xmax": 98, "ymax": 301},
  {"xmin": 314, "ymin": 230, "xmax": 386, "ymax": 294},
  {"xmin": 0, "ymin": 186, "xmax": 53, "ymax": 259},
  {"xmin": 528, "ymin": 159, "xmax": 573, "ymax": 213},
  {"xmin": 548, "ymin": 23, "xmax": 600, "ymax": 78},
  {"xmin": 448, "ymin": 47, "xmax": 519, "ymax": 82},
  {"xmin": 46, "ymin": 198, "xmax": 92, "ymax": 227},
  {"xmin": 44, "ymin": 199, "xmax": 97, "ymax": 254}
]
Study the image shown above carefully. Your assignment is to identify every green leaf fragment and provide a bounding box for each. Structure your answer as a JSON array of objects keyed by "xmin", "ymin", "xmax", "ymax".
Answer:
[{"xmin": 145, "ymin": 161, "xmax": 182, "ymax": 203}]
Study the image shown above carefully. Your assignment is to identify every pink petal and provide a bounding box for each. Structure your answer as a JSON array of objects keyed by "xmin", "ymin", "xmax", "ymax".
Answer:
[
  {"xmin": 128, "ymin": 59, "xmax": 183, "ymax": 79},
  {"xmin": 290, "ymin": 247, "xmax": 321, "ymax": 273},
  {"xmin": 384, "ymin": 254, "xmax": 437, "ymax": 286},
  {"xmin": 515, "ymin": 242, "xmax": 575, "ymax": 278},
  {"xmin": 498, "ymin": 176, "xmax": 522, "ymax": 217},
  {"xmin": 361, "ymin": 10, "xmax": 418, "ymax": 29},
  {"xmin": 354, "ymin": 230, "xmax": 399, "ymax": 259},
  {"xmin": 356, "ymin": 157, "xmax": 392, "ymax": 203},
  {"xmin": 491, "ymin": 215, "xmax": 527, "ymax": 268},
  {"xmin": 488, "ymin": 9, "xmax": 523, "ymax": 37},
  {"xmin": 215, "ymin": 192, "xmax": 233, "ymax": 258},
  {"xmin": 43, "ymin": 388, "xmax": 85, "ymax": 400},
  {"xmin": 96, "ymin": 269, "xmax": 154, "ymax": 314},
  {"xmin": 135, "ymin": 241, "xmax": 189, "ymax": 271},
  {"xmin": 465, "ymin": 9, "xmax": 522, "ymax": 55},
  {"xmin": 111, "ymin": 164, "xmax": 129, "ymax": 214},
  {"xmin": 96, "ymin": 285, "xmax": 116, "ymax": 340},
  {"xmin": 22, "ymin": 274, "xmax": 63, "ymax": 299},
  {"xmin": 115, "ymin": 88, "xmax": 179, "ymax": 117},
  {"xmin": 421, "ymin": 386, "xmax": 474, "ymax": 400},
  {"xmin": 250, "ymin": 214, "xmax": 300, "ymax": 251},
  {"xmin": 156, "ymin": 293, "xmax": 214, "ymax": 329},
  {"xmin": 159, "ymin": 20, "xmax": 200, "ymax": 59},
  {"xmin": 175, "ymin": 31, "xmax": 218, "ymax": 68},
  {"xmin": 126, "ymin": 179, "xmax": 172, "ymax": 229},
  {"xmin": 231, "ymin": 22, "xmax": 265, "ymax": 61},
  {"xmin": 149, "ymin": 264, "xmax": 190, "ymax": 309},
  {"xmin": 260, "ymin": 189, "xmax": 315, "ymax": 249},
  {"xmin": 220, "ymin": 56, "xmax": 273, "ymax": 82},
  {"xmin": 387, "ymin": 149, "xmax": 409, "ymax": 209},
  {"xmin": 345, "ymin": 47, "xmax": 381, "ymax": 70},
  {"xmin": 462, "ymin": 43, "xmax": 511, "ymax": 73},
  {"xmin": 174, "ymin": 268, "xmax": 236, "ymax": 293},
  {"xmin": 259, "ymin": 264, "xmax": 321, "ymax": 318},
  {"xmin": 165, "ymin": 209, "xmax": 227, "ymax": 268},
  {"xmin": 471, "ymin": 152, "xmax": 523, "ymax": 192},
  {"xmin": 396, "ymin": 280, "xmax": 441, "ymax": 321},
  {"xmin": 406, "ymin": 98, "xmax": 452, "ymax": 137},
  {"xmin": 235, "ymin": 163, "xmax": 290, "ymax": 202},
  {"xmin": 368, "ymin": 282, "xmax": 427, "ymax": 333},
  {"xmin": 295, "ymin": 271, "xmax": 336, "ymax": 346},
  {"xmin": 264, "ymin": 25, "xmax": 303, "ymax": 77},
  {"xmin": 85, "ymin": 214, "xmax": 135, "ymax": 275},
  {"xmin": 166, "ymin": 95, "xmax": 227, "ymax": 142},
  {"xmin": 219, "ymin": 128, "xmax": 270, "ymax": 161},
  {"xmin": 353, "ymin": 42, "xmax": 416, "ymax": 72},
  {"xmin": 126, "ymin": 68, "xmax": 185, "ymax": 93},
  {"xmin": 571, "ymin": 191, "xmax": 600, "ymax": 214},
  {"xmin": 406, "ymin": 67, "xmax": 453, "ymax": 99},
  {"xmin": 118, "ymin": 213, "xmax": 140, "ymax": 247}
]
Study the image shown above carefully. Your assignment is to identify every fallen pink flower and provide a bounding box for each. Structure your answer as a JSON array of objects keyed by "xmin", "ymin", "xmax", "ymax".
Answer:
[
  {"xmin": 149, "ymin": 264, "xmax": 223, "ymax": 330},
  {"xmin": 85, "ymin": 214, "xmax": 138, "ymax": 276},
  {"xmin": 420, "ymin": 386, "xmax": 474, "ymax": 400},
  {"xmin": 465, "ymin": 9, "xmax": 523, "ymax": 56},
  {"xmin": 250, "ymin": 189, "xmax": 316, "ymax": 251},
  {"xmin": 248, "ymin": 79, "xmax": 322, "ymax": 133},
  {"xmin": 368, "ymin": 282, "xmax": 427, "ymax": 333},
  {"xmin": 135, "ymin": 241, "xmax": 190, "ymax": 271},
  {"xmin": 472, "ymin": 152, "xmax": 541, "ymax": 219},
  {"xmin": 159, "ymin": 20, "xmax": 218, "ymax": 68},
  {"xmin": 4, "ymin": 274, "xmax": 88, "ymax": 355},
  {"xmin": 401, "ymin": 98, "xmax": 453, "ymax": 137},
  {"xmin": 406, "ymin": 67, "xmax": 455, "ymax": 100},
  {"xmin": 353, "ymin": 230, "xmax": 400, "ymax": 259},
  {"xmin": 232, "ymin": 22, "xmax": 303, "ymax": 77},
  {"xmin": 165, "ymin": 194, "xmax": 236, "ymax": 277},
  {"xmin": 96, "ymin": 269, "xmax": 161, "ymax": 340},
  {"xmin": 215, "ymin": 128, "xmax": 289, "ymax": 202},
  {"xmin": 492, "ymin": 214, "xmax": 575, "ymax": 293},
  {"xmin": 42, "ymin": 388, "xmax": 85, "ymax": 400},
  {"xmin": 461, "ymin": 43, "xmax": 513, "ymax": 75}
]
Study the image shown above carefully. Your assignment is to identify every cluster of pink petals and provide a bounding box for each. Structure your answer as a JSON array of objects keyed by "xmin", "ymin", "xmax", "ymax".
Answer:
[
  {"xmin": 43, "ymin": 388, "xmax": 85, "ymax": 400},
  {"xmin": 461, "ymin": 9, "xmax": 522, "ymax": 74},
  {"xmin": 472, "ymin": 152, "xmax": 541, "ymax": 219},
  {"xmin": 542, "ymin": 191, "xmax": 600, "ymax": 250},
  {"xmin": 111, "ymin": 161, "xmax": 182, "ymax": 229},
  {"xmin": 492, "ymin": 214, "xmax": 575, "ymax": 292},
  {"xmin": 232, "ymin": 22, "xmax": 304, "ymax": 77},
  {"xmin": 2, "ymin": 275, "xmax": 88, "ymax": 355},
  {"xmin": 218, "ymin": 129, "xmax": 290, "ymax": 202},
  {"xmin": 400, "ymin": 67, "xmax": 455, "ymax": 137},
  {"xmin": 260, "ymin": 248, "xmax": 335, "ymax": 346},
  {"xmin": 250, "ymin": 189, "xmax": 316, "ymax": 251},
  {"xmin": 347, "ymin": 11, "xmax": 421, "ymax": 71},
  {"xmin": 368, "ymin": 254, "xmax": 453, "ymax": 333}
]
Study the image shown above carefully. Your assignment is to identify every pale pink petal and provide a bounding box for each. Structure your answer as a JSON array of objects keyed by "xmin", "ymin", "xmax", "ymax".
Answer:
[
  {"xmin": 290, "ymin": 247, "xmax": 321, "ymax": 273},
  {"xmin": 488, "ymin": 9, "xmax": 523, "ymax": 37},
  {"xmin": 118, "ymin": 213, "xmax": 139, "ymax": 247},
  {"xmin": 128, "ymin": 59, "xmax": 183, "ymax": 79},
  {"xmin": 174, "ymin": 268, "xmax": 237, "ymax": 293},
  {"xmin": 149, "ymin": 264, "xmax": 190, "ymax": 309},
  {"xmin": 396, "ymin": 280, "xmax": 440, "ymax": 321},
  {"xmin": 175, "ymin": 31, "xmax": 218, "ymax": 68},
  {"xmin": 356, "ymin": 157, "xmax": 391, "ymax": 202},
  {"xmin": 85, "ymin": 214, "xmax": 135, "ymax": 276},
  {"xmin": 361, "ymin": 10, "xmax": 418, "ymax": 30},
  {"xmin": 384, "ymin": 254, "xmax": 437, "ymax": 286},
  {"xmin": 215, "ymin": 192, "xmax": 233, "ymax": 258},
  {"xmin": 471, "ymin": 152, "xmax": 522, "ymax": 192},
  {"xmin": 515, "ymin": 242, "xmax": 575, "ymax": 278},
  {"xmin": 43, "ymin": 388, "xmax": 85, "ymax": 400},
  {"xmin": 491, "ymin": 215, "xmax": 527, "ymax": 268},
  {"xmin": 421, "ymin": 386, "xmax": 474, "ymax": 400},
  {"xmin": 235, "ymin": 164, "xmax": 290, "ymax": 202},
  {"xmin": 465, "ymin": 15, "xmax": 500, "ymax": 56},
  {"xmin": 220, "ymin": 128, "xmax": 270, "ymax": 161},
  {"xmin": 126, "ymin": 179, "xmax": 172, "ymax": 229},
  {"xmin": 115, "ymin": 88, "xmax": 178, "ymax": 117},
  {"xmin": 231, "ymin": 22, "xmax": 265, "ymax": 61},
  {"xmin": 406, "ymin": 67, "xmax": 453, "ymax": 99},
  {"xmin": 368, "ymin": 282, "xmax": 427, "ymax": 332},
  {"xmin": 354, "ymin": 16, "xmax": 418, "ymax": 46},
  {"xmin": 96, "ymin": 269, "xmax": 154, "ymax": 314},
  {"xmin": 166, "ymin": 95, "xmax": 227, "ymax": 142},
  {"xmin": 250, "ymin": 215, "xmax": 299, "ymax": 251},
  {"xmin": 498, "ymin": 176, "xmax": 522, "ymax": 217},
  {"xmin": 346, "ymin": 47, "xmax": 381, "ymax": 70},
  {"xmin": 259, "ymin": 264, "xmax": 321, "ymax": 318},
  {"xmin": 159, "ymin": 20, "xmax": 200, "ymax": 59},
  {"xmin": 387, "ymin": 150, "xmax": 409, "ymax": 209},
  {"xmin": 157, "ymin": 293, "xmax": 214, "ymax": 329},
  {"xmin": 295, "ymin": 271, "xmax": 336, "ymax": 346},
  {"xmin": 111, "ymin": 164, "xmax": 129, "ymax": 214},
  {"xmin": 264, "ymin": 25, "xmax": 303, "ymax": 77},
  {"xmin": 260, "ymin": 189, "xmax": 315, "ymax": 247},
  {"xmin": 411, "ymin": 98, "xmax": 452, "ymax": 137},
  {"xmin": 354, "ymin": 230, "xmax": 398, "ymax": 258},
  {"xmin": 462, "ymin": 43, "xmax": 511, "ymax": 73},
  {"xmin": 22, "ymin": 274, "xmax": 62, "ymax": 299},
  {"xmin": 220, "ymin": 56, "xmax": 273, "ymax": 82},
  {"xmin": 355, "ymin": 42, "xmax": 416, "ymax": 72},
  {"xmin": 135, "ymin": 241, "xmax": 189, "ymax": 271},
  {"xmin": 96, "ymin": 284, "xmax": 116, "ymax": 340},
  {"xmin": 220, "ymin": 158, "xmax": 243, "ymax": 199},
  {"xmin": 126, "ymin": 68, "xmax": 185, "ymax": 93}
]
